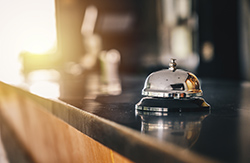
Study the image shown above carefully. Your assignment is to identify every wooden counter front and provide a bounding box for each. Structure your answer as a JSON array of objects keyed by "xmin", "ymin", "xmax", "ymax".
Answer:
[
  {"xmin": 0, "ymin": 81, "xmax": 216, "ymax": 163},
  {"xmin": 0, "ymin": 82, "xmax": 132, "ymax": 163}
]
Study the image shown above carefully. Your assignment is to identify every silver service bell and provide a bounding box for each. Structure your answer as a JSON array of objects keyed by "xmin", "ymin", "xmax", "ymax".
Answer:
[{"xmin": 135, "ymin": 59, "xmax": 210, "ymax": 114}]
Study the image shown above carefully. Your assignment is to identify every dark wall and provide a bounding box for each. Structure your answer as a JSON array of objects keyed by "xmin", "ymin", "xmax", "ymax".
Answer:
[{"xmin": 198, "ymin": 0, "xmax": 240, "ymax": 79}]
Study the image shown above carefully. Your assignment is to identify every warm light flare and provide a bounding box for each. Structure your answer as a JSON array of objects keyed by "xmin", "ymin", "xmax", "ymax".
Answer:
[
  {"xmin": 0, "ymin": 0, "xmax": 56, "ymax": 84},
  {"xmin": 30, "ymin": 81, "xmax": 60, "ymax": 98},
  {"xmin": 22, "ymin": 25, "xmax": 57, "ymax": 54},
  {"xmin": 28, "ymin": 70, "xmax": 60, "ymax": 98}
]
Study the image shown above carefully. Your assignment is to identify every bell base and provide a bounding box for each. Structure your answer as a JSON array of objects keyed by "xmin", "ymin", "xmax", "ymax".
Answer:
[{"xmin": 135, "ymin": 97, "xmax": 210, "ymax": 113}]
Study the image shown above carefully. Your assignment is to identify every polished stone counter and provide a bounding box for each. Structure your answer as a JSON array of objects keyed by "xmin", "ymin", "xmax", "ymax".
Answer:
[
  {"xmin": 61, "ymin": 76, "xmax": 250, "ymax": 163},
  {"xmin": 1, "ymin": 75, "xmax": 250, "ymax": 163}
]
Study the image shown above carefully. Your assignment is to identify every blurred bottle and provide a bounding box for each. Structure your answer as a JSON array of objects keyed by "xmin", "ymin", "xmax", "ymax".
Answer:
[
  {"xmin": 157, "ymin": 0, "xmax": 199, "ymax": 72},
  {"xmin": 99, "ymin": 49, "xmax": 122, "ymax": 95}
]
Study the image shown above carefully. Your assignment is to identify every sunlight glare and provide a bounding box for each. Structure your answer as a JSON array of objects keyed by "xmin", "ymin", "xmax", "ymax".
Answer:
[{"xmin": 0, "ymin": 0, "xmax": 56, "ymax": 84}]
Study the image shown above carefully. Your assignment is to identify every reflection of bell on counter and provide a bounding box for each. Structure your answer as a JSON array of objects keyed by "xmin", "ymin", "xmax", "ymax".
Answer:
[
  {"xmin": 137, "ymin": 111, "xmax": 210, "ymax": 149},
  {"xmin": 136, "ymin": 59, "xmax": 210, "ymax": 113}
]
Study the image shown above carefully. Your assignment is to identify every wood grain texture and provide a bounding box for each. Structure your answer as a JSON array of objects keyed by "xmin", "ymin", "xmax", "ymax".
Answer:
[{"xmin": 0, "ymin": 82, "xmax": 133, "ymax": 163}]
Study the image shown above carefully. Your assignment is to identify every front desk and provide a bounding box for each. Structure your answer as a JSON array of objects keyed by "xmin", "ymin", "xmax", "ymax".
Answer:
[{"xmin": 1, "ymin": 76, "xmax": 250, "ymax": 163}]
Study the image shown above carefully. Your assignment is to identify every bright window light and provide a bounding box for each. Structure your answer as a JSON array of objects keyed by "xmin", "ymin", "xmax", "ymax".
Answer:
[{"xmin": 0, "ymin": 0, "xmax": 56, "ymax": 84}]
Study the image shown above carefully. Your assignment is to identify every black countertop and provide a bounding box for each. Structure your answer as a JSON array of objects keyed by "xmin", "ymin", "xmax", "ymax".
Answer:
[
  {"xmin": 3, "ymin": 73, "xmax": 249, "ymax": 163},
  {"xmin": 60, "ymin": 76, "xmax": 250, "ymax": 163}
]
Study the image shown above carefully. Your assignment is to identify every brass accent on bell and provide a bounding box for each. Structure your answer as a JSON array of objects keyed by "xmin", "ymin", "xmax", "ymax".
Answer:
[{"xmin": 185, "ymin": 73, "xmax": 202, "ymax": 95}]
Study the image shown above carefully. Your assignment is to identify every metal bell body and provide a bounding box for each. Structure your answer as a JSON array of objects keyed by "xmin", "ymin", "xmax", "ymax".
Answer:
[{"xmin": 142, "ymin": 69, "xmax": 202, "ymax": 99}]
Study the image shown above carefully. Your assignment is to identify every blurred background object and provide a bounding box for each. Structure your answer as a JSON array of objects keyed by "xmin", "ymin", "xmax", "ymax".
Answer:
[
  {"xmin": 99, "ymin": 49, "xmax": 122, "ymax": 95},
  {"xmin": 157, "ymin": 0, "xmax": 199, "ymax": 72},
  {"xmin": 239, "ymin": 0, "xmax": 250, "ymax": 80},
  {"xmin": 1, "ymin": 0, "xmax": 250, "ymax": 91},
  {"xmin": 54, "ymin": 0, "xmax": 159, "ymax": 74},
  {"xmin": 54, "ymin": 0, "xmax": 250, "ymax": 80}
]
